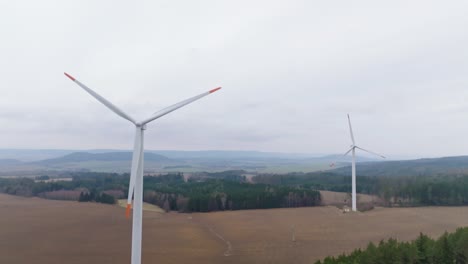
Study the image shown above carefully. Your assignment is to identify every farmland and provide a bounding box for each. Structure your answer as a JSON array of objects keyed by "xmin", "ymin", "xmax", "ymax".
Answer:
[{"xmin": 1, "ymin": 193, "xmax": 468, "ymax": 263}]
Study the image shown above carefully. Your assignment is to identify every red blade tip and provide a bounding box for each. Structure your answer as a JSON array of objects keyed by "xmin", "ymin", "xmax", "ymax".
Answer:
[
  {"xmin": 64, "ymin": 72, "xmax": 75, "ymax": 81},
  {"xmin": 209, "ymin": 87, "xmax": 222, "ymax": 93},
  {"xmin": 125, "ymin": 203, "xmax": 132, "ymax": 219}
]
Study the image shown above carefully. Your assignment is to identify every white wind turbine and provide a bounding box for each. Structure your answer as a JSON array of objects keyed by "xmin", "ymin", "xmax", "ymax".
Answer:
[
  {"xmin": 64, "ymin": 72, "xmax": 221, "ymax": 264},
  {"xmin": 331, "ymin": 114, "xmax": 385, "ymax": 212}
]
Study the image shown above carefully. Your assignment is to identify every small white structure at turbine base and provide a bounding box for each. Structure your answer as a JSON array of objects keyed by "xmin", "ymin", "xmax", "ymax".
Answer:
[{"xmin": 64, "ymin": 72, "xmax": 221, "ymax": 264}]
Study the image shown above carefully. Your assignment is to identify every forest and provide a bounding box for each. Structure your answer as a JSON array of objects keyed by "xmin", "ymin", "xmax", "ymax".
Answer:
[
  {"xmin": 253, "ymin": 172, "xmax": 468, "ymax": 206},
  {"xmin": 143, "ymin": 174, "xmax": 320, "ymax": 212},
  {"xmin": 0, "ymin": 171, "xmax": 321, "ymax": 212},
  {"xmin": 314, "ymin": 227, "xmax": 468, "ymax": 264},
  {"xmin": 4, "ymin": 168, "xmax": 468, "ymax": 210}
]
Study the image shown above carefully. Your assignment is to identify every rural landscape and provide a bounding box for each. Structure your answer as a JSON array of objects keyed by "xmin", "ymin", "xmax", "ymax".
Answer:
[
  {"xmin": 2, "ymin": 150, "xmax": 468, "ymax": 263},
  {"xmin": 2, "ymin": 191, "xmax": 468, "ymax": 264},
  {"xmin": 2, "ymin": 1, "xmax": 468, "ymax": 264}
]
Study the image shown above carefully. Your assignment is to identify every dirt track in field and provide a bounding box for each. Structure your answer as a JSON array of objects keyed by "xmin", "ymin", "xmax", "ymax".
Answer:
[{"xmin": 1, "ymin": 193, "xmax": 468, "ymax": 264}]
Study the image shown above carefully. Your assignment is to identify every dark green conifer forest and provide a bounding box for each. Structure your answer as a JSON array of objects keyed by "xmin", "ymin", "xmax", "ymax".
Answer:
[{"xmin": 314, "ymin": 228, "xmax": 468, "ymax": 264}]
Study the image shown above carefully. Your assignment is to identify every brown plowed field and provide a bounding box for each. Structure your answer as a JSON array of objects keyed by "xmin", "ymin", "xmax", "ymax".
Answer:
[{"xmin": 1, "ymin": 193, "xmax": 468, "ymax": 264}]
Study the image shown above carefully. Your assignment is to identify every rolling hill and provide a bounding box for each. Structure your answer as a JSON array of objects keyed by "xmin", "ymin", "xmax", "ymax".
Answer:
[
  {"xmin": 3, "ymin": 148, "xmax": 468, "ymax": 177},
  {"xmin": 35, "ymin": 152, "xmax": 169, "ymax": 165},
  {"xmin": 330, "ymin": 156, "xmax": 468, "ymax": 177}
]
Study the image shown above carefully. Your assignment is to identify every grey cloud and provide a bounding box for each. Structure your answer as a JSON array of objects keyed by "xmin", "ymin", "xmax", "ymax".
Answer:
[{"xmin": 0, "ymin": 1, "xmax": 468, "ymax": 157}]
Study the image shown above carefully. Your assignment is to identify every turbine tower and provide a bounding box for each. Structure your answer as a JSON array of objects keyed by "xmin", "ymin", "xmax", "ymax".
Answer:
[
  {"xmin": 64, "ymin": 72, "xmax": 221, "ymax": 264},
  {"xmin": 332, "ymin": 114, "xmax": 385, "ymax": 212}
]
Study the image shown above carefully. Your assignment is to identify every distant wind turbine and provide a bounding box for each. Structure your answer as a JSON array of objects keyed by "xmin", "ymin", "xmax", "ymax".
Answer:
[
  {"xmin": 331, "ymin": 114, "xmax": 385, "ymax": 212},
  {"xmin": 64, "ymin": 72, "xmax": 221, "ymax": 264}
]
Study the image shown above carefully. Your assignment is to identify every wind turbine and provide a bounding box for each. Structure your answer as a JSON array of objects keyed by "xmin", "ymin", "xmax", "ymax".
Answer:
[
  {"xmin": 64, "ymin": 72, "xmax": 221, "ymax": 264},
  {"xmin": 331, "ymin": 114, "xmax": 385, "ymax": 212}
]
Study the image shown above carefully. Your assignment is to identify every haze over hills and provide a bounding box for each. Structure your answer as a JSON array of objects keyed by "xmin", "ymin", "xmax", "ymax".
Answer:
[
  {"xmin": 0, "ymin": 149, "xmax": 380, "ymax": 162},
  {"xmin": 35, "ymin": 152, "xmax": 169, "ymax": 165},
  {"xmin": 329, "ymin": 156, "xmax": 468, "ymax": 177},
  {"xmin": 0, "ymin": 149, "xmax": 380, "ymax": 175},
  {"xmin": 0, "ymin": 159, "xmax": 22, "ymax": 166},
  {"xmin": 0, "ymin": 149, "xmax": 79, "ymax": 162},
  {"xmin": 0, "ymin": 152, "xmax": 176, "ymax": 174},
  {"xmin": 0, "ymin": 149, "xmax": 311, "ymax": 162},
  {"xmin": 3, "ymin": 149, "xmax": 468, "ymax": 177}
]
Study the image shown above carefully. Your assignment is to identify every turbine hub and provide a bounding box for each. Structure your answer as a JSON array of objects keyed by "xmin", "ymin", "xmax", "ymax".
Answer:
[{"xmin": 136, "ymin": 123, "xmax": 147, "ymax": 130}]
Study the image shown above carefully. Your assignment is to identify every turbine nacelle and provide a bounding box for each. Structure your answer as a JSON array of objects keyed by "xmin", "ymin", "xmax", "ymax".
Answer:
[{"xmin": 135, "ymin": 123, "xmax": 147, "ymax": 130}]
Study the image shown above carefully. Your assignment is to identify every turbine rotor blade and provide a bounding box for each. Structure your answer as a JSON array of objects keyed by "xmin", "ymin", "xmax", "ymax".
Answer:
[
  {"xmin": 355, "ymin": 146, "xmax": 386, "ymax": 159},
  {"xmin": 64, "ymin": 72, "xmax": 136, "ymax": 124},
  {"xmin": 341, "ymin": 147, "xmax": 354, "ymax": 157},
  {"xmin": 140, "ymin": 87, "xmax": 222, "ymax": 125},
  {"xmin": 330, "ymin": 147, "xmax": 354, "ymax": 167},
  {"xmin": 347, "ymin": 114, "xmax": 355, "ymax": 145},
  {"xmin": 126, "ymin": 127, "xmax": 143, "ymax": 218}
]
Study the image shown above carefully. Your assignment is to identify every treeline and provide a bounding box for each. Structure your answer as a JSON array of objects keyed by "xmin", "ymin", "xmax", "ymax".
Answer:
[
  {"xmin": 315, "ymin": 228, "xmax": 468, "ymax": 264},
  {"xmin": 253, "ymin": 172, "xmax": 468, "ymax": 207},
  {"xmin": 371, "ymin": 175, "xmax": 468, "ymax": 206},
  {"xmin": 0, "ymin": 172, "xmax": 127, "ymax": 205},
  {"xmin": 188, "ymin": 170, "xmax": 248, "ymax": 182},
  {"xmin": 253, "ymin": 172, "xmax": 380, "ymax": 194},
  {"xmin": 78, "ymin": 190, "xmax": 116, "ymax": 204},
  {"xmin": 0, "ymin": 172, "xmax": 321, "ymax": 212},
  {"xmin": 6, "ymin": 170, "xmax": 468, "ymax": 209},
  {"xmin": 143, "ymin": 175, "xmax": 320, "ymax": 212}
]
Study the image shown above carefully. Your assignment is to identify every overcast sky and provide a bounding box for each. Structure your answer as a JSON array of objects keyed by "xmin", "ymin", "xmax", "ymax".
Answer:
[{"xmin": 0, "ymin": 1, "xmax": 467, "ymax": 158}]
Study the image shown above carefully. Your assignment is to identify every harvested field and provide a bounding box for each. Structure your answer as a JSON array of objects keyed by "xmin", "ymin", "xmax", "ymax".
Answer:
[
  {"xmin": 0, "ymin": 194, "xmax": 222, "ymax": 264},
  {"xmin": 1, "ymin": 193, "xmax": 468, "ymax": 264}
]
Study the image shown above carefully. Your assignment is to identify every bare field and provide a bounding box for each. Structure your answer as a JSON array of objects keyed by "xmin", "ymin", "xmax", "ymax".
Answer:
[
  {"xmin": 1, "ymin": 193, "xmax": 468, "ymax": 264},
  {"xmin": 0, "ymin": 194, "xmax": 223, "ymax": 264}
]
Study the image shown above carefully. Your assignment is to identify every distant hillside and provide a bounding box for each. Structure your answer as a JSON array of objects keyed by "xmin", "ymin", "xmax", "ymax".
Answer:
[
  {"xmin": 36, "ymin": 152, "xmax": 169, "ymax": 165},
  {"xmin": 0, "ymin": 149, "xmax": 75, "ymax": 161},
  {"xmin": 330, "ymin": 156, "xmax": 468, "ymax": 176},
  {"xmin": 7, "ymin": 149, "xmax": 468, "ymax": 176},
  {"xmin": 151, "ymin": 150, "xmax": 316, "ymax": 160},
  {"xmin": 0, "ymin": 159, "xmax": 22, "ymax": 166},
  {"xmin": 14, "ymin": 152, "xmax": 174, "ymax": 173},
  {"xmin": 0, "ymin": 149, "xmax": 351, "ymax": 174},
  {"xmin": 0, "ymin": 149, "xmax": 322, "ymax": 161}
]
